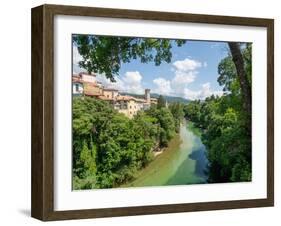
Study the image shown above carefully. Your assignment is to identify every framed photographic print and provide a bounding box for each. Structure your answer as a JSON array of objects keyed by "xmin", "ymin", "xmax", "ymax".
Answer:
[{"xmin": 31, "ymin": 4, "xmax": 274, "ymax": 221}]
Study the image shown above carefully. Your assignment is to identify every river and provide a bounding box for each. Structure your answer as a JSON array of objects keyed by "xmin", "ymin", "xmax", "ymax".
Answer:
[{"xmin": 123, "ymin": 120, "xmax": 209, "ymax": 187}]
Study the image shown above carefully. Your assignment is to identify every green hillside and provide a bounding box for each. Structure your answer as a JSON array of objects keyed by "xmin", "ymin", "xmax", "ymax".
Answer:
[{"xmin": 120, "ymin": 92, "xmax": 190, "ymax": 104}]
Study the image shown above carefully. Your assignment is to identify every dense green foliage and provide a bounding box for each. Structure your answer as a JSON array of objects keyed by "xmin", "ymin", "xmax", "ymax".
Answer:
[
  {"xmin": 157, "ymin": 95, "xmax": 166, "ymax": 108},
  {"xmin": 73, "ymin": 97, "xmax": 183, "ymax": 189},
  {"xmin": 184, "ymin": 44, "xmax": 252, "ymax": 183},
  {"xmin": 169, "ymin": 102, "xmax": 185, "ymax": 133},
  {"xmin": 73, "ymin": 35, "xmax": 186, "ymax": 81}
]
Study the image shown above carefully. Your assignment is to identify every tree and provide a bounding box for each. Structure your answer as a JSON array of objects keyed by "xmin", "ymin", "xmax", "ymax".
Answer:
[
  {"xmin": 157, "ymin": 95, "xmax": 166, "ymax": 109},
  {"xmin": 228, "ymin": 42, "xmax": 252, "ymax": 115},
  {"xmin": 169, "ymin": 102, "xmax": 184, "ymax": 132},
  {"xmin": 156, "ymin": 108, "xmax": 175, "ymax": 147},
  {"xmin": 73, "ymin": 35, "xmax": 186, "ymax": 81},
  {"xmin": 183, "ymin": 100, "xmax": 202, "ymax": 127}
]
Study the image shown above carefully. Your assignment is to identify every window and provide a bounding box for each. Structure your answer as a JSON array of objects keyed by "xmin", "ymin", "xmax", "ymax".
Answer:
[{"xmin": 75, "ymin": 83, "xmax": 79, "ymax": 92}]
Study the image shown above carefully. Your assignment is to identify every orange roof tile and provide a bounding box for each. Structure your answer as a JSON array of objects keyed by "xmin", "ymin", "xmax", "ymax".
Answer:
[
  {"xmin": 134, "ymin": 98, "xmax": 146, "ymax": 103},
  {"xmin": 116, "ymin": 95, "xmax": 135, "ymax": 101},
  {"xmin": 97, "ymin": 95, "xmax": 114, "ymax": 100},
  {"xmin": 72, "ymin": 76, "xmax": 82, "ymax": 83},
  {"xmin": 84, "ymin": 83, "xmax": 102, "ymax": 96},
  {"xmin": 103, "ymin": 88, "xmax": 119, "ymax": 91}
]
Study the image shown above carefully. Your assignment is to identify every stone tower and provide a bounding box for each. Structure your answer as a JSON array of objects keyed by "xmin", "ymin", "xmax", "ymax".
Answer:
[{"xmin": 145, "ymin": 89, "xmax": 151, "ymax": 103}]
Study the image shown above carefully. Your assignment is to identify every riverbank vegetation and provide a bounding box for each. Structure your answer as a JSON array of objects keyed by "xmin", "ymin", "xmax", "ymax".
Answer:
[
  {"xmin": 73, "ymin": 97, "xmax": 184, "ymax": 189},
  {"xmin": 184, "ymin": 43, "xmax": 252, "ymax": 183}
]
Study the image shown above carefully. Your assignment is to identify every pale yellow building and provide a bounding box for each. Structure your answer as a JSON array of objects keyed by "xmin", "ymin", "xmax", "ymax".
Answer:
[
  {"xmin": 114, "ymin": 96, "xmax": 137, "ymax": 118},
  {"xmin": 150, "ymin": 98, "xmax": 158, "ymax": 105},
  {"xmin": 102, "ymin": 88, "xmax": 119, "ymax": 100}
]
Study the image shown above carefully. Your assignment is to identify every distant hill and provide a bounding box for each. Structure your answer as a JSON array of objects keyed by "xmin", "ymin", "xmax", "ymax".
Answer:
[{"xmin": 120, "ymin": 92, "xmax": 190, "ymax": 104}]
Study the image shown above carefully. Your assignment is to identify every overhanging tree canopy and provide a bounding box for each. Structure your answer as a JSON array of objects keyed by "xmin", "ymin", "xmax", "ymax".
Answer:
[{"xmin": 73, "ymin": 35, "xmax": 186, "ymax": 81}]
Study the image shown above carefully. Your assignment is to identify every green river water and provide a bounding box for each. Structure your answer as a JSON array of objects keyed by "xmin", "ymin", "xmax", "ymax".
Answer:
[{"xmin": 124, "ymin": 120, "xmax": 209, "ymax": 187}]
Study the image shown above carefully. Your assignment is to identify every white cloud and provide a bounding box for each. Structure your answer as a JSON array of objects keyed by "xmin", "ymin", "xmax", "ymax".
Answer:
[
  {"xmin": 96, "ymin": 71, "xmax": 144, "ymax": 94},
  {"xmin": 124, "ymin": 71, "xmax": 141, "ymax": 84},
  {"xmin": 156, "ymin": 58, "xmax": 201, "ymax": 97},
  {"xmin": 171, "ymin": 71, "xmax": 197, "ymax": 89},
  {"xmin": 183, "ymin": 83, "xmax": 224, "ymax": 100},
  {"xmin": 153, "ymin": 78, "xmax": 172, "ymax": 95},
  {"xmin": 171, "ymin": 58, "xmax": 201, "ymax": 88},
  {"xmin": 173, "ymin": 58, "xmax": 202, "ymax": 71},
  {"xmin": 95, "ymin": 74, "xmax": 125, "ymax": 91},
  {"xmin": 123, "ymin": 71, "xmax": 143, "ymax": 94},
  {"xmin": 72, "ymin": 45, "xmax": 86, "ymax": 73},
  {"xmin": 151, "ymin": 58, "xmax": 222, "ymax": 100},
  {"xmin": 73, "ymin": 45, "xmax": 82, "ymax": 64}
]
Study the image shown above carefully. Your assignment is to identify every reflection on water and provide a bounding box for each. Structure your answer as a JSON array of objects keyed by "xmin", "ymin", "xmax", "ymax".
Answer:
[{"xmin": 123, "ymin": 120, "xmax": 209, "ymax": 187}]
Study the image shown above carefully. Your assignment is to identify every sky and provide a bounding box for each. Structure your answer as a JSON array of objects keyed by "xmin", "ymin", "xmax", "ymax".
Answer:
[{"xmin": 73, "ymin": 37, "xmax": 230, "ymax": 100}]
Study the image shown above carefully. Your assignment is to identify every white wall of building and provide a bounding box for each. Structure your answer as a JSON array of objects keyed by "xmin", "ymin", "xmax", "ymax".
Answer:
[
  {"xmin": 72, "ymin": 83, "xmax": 83, "ymax": 95},
  {"xmin": 81, "ymin": 73, "xmax": 96, "ymax": 83}
]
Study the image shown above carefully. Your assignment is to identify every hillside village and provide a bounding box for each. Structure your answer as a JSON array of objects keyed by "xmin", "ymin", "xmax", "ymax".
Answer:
[{"xmin": 72, "ymin": 72, "xmax": 158, "ymax": 118}]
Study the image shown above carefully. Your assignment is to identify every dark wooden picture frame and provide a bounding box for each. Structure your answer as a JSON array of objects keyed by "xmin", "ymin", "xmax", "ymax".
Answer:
[{"xmin": 31, "ymin": 4, "xmax": 274, "ymax": 221}]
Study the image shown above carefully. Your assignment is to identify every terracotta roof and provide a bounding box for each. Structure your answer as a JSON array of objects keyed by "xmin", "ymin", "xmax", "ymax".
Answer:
[
  {"xmin": 103, "ymin": 88, "xmax": 118, "ymax": 91},
  {"xmin": 97, "ymin": 95, "xmax": 114, "ymax": 100},
  {"xmin": 72, "ymin": 76, "xmax": 98, "ymax": 85},
  {"xmin": 72, "ymin": 76, "xmax": 82, "ymax": 83},
  {"xmin": 72, "ymin": 73, "xmax": 98, "ymax": 84},
  {"xmin": 79, "ymin": 72, "xmax": 96, "ymax": 77},
  {"xmin": 83, "ymin": 81, "xmax": 98, "ymax": 86},
  {"xmin": 84, "ymin": 90, "xmax": 101, "ymax": 96},
  {"xmin": 116, "ymin": 95, "xmax": 135, "ymax": 101},
  {"xmin": 84, "ymin": 83, "xmax": 102, "ymax": 96},
  {"xmin": 134, "ymin": 98, "xmax": 146, "ymax": 103}
]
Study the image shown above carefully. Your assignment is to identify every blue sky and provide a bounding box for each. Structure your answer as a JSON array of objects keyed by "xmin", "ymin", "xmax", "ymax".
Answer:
[{"xmin": 73, "ymin": 38, "xmax": 230, "ymax": 100}]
